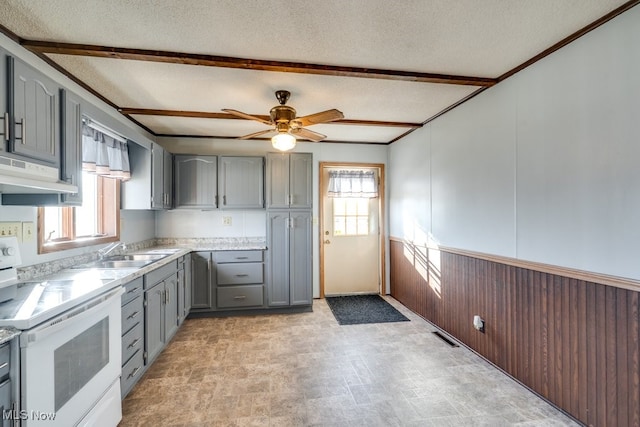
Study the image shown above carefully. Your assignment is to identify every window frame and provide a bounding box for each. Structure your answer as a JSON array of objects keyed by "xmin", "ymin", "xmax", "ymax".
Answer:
[{"xmin": 37, "ymin": 176, "xmax": 120, "ymax": 254}]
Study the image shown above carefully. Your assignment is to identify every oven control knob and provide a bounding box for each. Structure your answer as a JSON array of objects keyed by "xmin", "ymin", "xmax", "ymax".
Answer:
[{"xmin": 1, "ymin": 247, "xmax": 16, "ymax": 256}]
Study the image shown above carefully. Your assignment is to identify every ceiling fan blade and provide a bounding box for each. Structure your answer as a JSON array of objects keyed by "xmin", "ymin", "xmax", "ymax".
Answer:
[
  {"xmin": 291, "ymin": 127, "xmax": 327, "ymax": 142},
  {"xmin": 237, "ymin": 129, "xmax": 277, "ymax": 140},
  {"xmin": 295, "ymin": 109, "xmax": 344, "ymax": 127},
  {"xmin": 222, "ymin": 109, "xmax": 272, "ymax": 125}
]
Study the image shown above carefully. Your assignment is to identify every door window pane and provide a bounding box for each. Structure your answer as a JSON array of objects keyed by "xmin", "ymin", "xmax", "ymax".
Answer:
[{"xmin": 333, "ymin": 197, "xmax": 370, "ymax": 236}]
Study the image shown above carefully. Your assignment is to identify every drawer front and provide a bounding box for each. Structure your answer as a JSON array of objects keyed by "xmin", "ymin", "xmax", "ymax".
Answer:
[
  {"xmin": 217, "ymin": 285, "xmax": 263, "ymax": 308},
  {"xmin": 121, "ymin": 276, "xmax": 143, "ymax": 305},
  {"xmin": 144, "ymin": 260, "xmax": 177, "ymax": 289},
  {"xmin": 121, "ymin": 349, "xmax": 144, "ymax": 399},
  {"xmin": 0, "ymin": 343, "xmax": 9, "ymax": 380},
  {"xmin": 217, "ymin": 262, "xmax": 263, "ymax": 285},
  {"xmin": 121, "ymin": 321, "xmax": 143, "ymax": 366},
  {"xmin": 121, "ymin": 295, "xmax": 143, "ymax": 334},
  {"xmin": 213, "ymin": 250, "xmax": 263, "ymax": 263}
]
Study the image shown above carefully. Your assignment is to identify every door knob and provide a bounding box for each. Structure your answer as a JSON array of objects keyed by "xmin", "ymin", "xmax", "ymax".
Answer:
[{"xmin": 324, "ymin": 239, "xmax": 331, "ymax": 244}]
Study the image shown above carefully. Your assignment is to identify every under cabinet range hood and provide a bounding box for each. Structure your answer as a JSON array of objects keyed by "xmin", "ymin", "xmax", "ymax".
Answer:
[{"xmin": 0, "ymin": 154, "xmax": 78, "ymax": 194}]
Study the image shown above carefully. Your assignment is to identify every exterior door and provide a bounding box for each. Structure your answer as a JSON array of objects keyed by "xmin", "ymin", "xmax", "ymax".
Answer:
[{"xmin": 322, "ymin": 165, "xmax": 381, "ymax": 296}]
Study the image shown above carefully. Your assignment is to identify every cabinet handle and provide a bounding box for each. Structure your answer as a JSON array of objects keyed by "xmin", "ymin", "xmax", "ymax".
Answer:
[
  {"xmin": 223, "ymin": 195, "xmax": 226, "ymax": 205},
  {"xmin": 235, "ymin": 257, "xmax": 249, "ymax": 260},
  {"xmin": 17, "ymin": 118, "xmax": 25, "ymax": 144},
  {"xmin": 127, "ymin": 311, "xmax": 139, "ymax": 319},
  {"xmin": 1, "ymin": 112, "xmax": 8, "ymax": 142},
  {"xmin": 128, "ymin": 338, "xmax": 140, "ymax": 349},
  {"xmin": 127, "ymin": 287, "xmax": 140, "ymax": 294},
  {"xmin": 233, "ymin": 295, "xmax": 247, "ymax": 300},
  {"xmin": 0, "ymin": 362, "xmax": 7, "ymax": 370},
  {"xmin": 234, "ymin": 274, "xmax": 249, "ymax": 277},
  {"xmin": 127, "ymin": 366, "xmax": 141, "ymax": 379}
]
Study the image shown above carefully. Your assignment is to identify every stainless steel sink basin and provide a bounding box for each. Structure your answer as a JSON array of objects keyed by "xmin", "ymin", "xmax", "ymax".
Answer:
[
  {"xmin": 92, "ymin": 260, "xmax": 152, "ymax": 268},
  {"xmin": 104, "ymin": 254, "xmax": 166, "ymax": 262}
]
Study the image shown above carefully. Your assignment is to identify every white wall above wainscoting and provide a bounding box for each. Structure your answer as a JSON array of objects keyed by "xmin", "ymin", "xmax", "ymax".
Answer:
[{"xmin": 155, "ymin": 209, "xmax": 266, "ymax": 239}]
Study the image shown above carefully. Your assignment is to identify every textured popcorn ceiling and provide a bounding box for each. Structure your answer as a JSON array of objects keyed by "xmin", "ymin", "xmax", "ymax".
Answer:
[{"xmin": 0, "ymin": 0, "xmax": 632, "ymax": 145}]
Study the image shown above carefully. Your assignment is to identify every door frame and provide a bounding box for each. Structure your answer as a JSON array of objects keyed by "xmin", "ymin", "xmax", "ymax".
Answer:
[{"xmin": 319, "ymin": 162, "xmax": 386, "ymax": 298}]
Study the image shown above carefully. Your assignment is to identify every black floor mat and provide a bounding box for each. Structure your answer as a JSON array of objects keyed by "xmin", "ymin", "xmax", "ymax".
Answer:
[{"xmin": 325, "ymin": 295, "xmax": 410, "ymax": 325}]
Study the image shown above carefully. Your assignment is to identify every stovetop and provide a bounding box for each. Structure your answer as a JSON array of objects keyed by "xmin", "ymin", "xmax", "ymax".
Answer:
[{"xmin": 0, "ymin": 275, "xmax": 120, "ymax": 330}]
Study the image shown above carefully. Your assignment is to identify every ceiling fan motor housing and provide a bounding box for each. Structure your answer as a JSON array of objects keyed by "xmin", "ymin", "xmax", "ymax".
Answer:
[{"xmin": 270, "ymin": 105, "xmax": 297, "ymax": 124}]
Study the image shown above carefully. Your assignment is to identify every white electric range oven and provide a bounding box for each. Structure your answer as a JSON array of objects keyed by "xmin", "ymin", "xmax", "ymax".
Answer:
[{"xmin": 0, "ymin": 236, "xmax": 123, "ymax": 426}]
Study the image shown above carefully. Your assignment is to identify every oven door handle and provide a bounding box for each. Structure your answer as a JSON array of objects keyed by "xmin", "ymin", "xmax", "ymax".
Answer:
[{"xmin": 21, "ymin": 287, "xmax": 124, "ymax": 347}]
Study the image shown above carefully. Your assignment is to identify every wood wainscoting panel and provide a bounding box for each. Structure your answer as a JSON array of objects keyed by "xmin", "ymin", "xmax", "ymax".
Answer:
[{"xmin": 389, "ymin": 238, "xmax": 640, "ymax": 427}]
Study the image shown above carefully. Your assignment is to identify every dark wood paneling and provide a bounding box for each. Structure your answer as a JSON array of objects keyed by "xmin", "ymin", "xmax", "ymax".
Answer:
[{"xmin": 390, "ymin": 238, "xmax": 640, "ymax": 427}]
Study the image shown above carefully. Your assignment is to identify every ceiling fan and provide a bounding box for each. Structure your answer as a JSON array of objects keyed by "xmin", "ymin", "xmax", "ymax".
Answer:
[{"xmin": 223, "ymin": 90, "xmax": 344, "ymax": 151}]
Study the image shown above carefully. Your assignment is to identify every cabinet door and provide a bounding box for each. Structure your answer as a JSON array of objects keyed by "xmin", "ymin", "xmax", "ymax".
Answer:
[
  {"xmin": 290, "ymin": 211, "xmax": 312, "ymax": 305},
  {"xmin": 267, "ymin": 212, "xmax": 290, "ymax": 306},
  {"xmin": 191, "ymin": 252, "xmax": 213, "ymax": 309},
  {"xmin": 266, "ymin": 153, "xmax": 289, "ymax": 209},
  {"xmin": 219, "ymin": 156, "xmax": 264, "ymax": 209},
  {"xmin": 60, "ymin": 89, "xmax": 82, "ymax": 205},
  {"xmin": 0, "ymin": 50, "xmax": 8, "ymax": 153},
  {"xmin": 163, "ymin": 149, "xmax": 173, "ymax": 208},
  {"xmin": 150, "ymin": 143, "xmax": 164, "ymax": 209},
  {"xmin": 164, "ymin": 276, "xmax": 179, "ymax": 340},
  {"xmin": 289, "ymin": 153, "xmax": 312, "ymax": 209},
  {"xmin": 177, "ymin": 267, "xmax": 185, "ymax": 325},
  {"xmin": 144, "ymin": 283, "xmax": 164, "ymax": 365},
  {"xmin": 174, "ymin": 155, "xmax": 217, "ymax": 208},
  {"xmin": 0, "ymin": 379, "xmax": 11, "ymax": 427},
  {"xmin": 10, "ymin": 57, "xmax": 59, "ymax": 165},
  {"xmin": 184, "ymin": 254, "xmax": 192, "ymax": 315}
]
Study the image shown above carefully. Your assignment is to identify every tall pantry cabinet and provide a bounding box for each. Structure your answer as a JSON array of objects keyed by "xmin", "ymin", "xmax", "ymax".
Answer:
[{"xmin": 266, "ymin": 153, "xmax": 313, "ymax": 307}]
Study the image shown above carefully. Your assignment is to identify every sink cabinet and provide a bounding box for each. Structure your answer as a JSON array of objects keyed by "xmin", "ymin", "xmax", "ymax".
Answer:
[{"xmin": 144, "ymin": 260, "xmax": 179, "ymax": 366}]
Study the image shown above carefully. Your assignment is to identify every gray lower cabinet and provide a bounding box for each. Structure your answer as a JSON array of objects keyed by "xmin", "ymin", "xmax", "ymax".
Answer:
[
  {"xmin": 174, "ymin": 155, "xmax": 218, "ymax": 208},
  {"xmin": 218, "ymin": 156, "xmax": 264, "ymax": 209},
  {"xmin": 120, "ymin": 277, "xmax": 144, "ymax": 398},
  {"xmin": 144, "ymin": 265, "xmax": 179, "ymax": 366},
  {"xmin": 191, "ymin": 251, "xmax": 213, "ymax": 309},
  {"xmin": 177, "ymin": 254, "xmax": 191, "ymax": 325},
  {"xmin": 267, "ymin": 211, "xmax": 312, "ymax": 307}
]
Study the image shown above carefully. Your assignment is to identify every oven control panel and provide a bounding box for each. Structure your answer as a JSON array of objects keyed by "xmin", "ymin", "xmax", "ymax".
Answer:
[{"xmin": 0, "ymin": 236, "xmax": 21, "ymax": 269}]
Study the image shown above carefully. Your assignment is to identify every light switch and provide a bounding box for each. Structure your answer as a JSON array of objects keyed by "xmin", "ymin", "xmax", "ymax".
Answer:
[{"xmin": 22, "ymin": 222, "xmax": 35, "ymax": 243}]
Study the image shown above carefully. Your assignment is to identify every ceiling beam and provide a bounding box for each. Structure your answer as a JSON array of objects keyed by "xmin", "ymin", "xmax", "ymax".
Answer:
[
  {"xmin": 22, "ymin": 40, "xmax": 496, "ymax": 87},
  {"xmin": 119, "ymin": 108, "xmax": 423, "ymax": 128}
]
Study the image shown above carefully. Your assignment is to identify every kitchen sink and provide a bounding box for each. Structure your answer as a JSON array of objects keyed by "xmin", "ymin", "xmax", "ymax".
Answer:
[
  {"xmin": 103, "ymin": 254, "xmax": 166, "ymax": 262},
  {"xmin": 71, "ymin": 253, "xmax": 167, "ymax": 269}
]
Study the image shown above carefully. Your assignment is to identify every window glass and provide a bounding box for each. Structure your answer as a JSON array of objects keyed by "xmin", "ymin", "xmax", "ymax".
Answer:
[{"xmin": 333, "ymin": 197, "xmax": 370, "ymax": 236}]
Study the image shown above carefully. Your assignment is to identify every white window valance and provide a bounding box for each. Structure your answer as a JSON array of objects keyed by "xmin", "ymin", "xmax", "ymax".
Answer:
[
  {"xmin": 82, "ymin": 124, "xmax": 131, "ymax": 181},
  {"xmin": 328, "ymin": 170, "xmax": 378, "ymax": 198}
]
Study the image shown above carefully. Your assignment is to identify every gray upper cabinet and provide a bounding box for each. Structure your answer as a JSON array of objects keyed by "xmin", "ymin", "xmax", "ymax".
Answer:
[
  {"xmin": 219, "ymin": 156, "xmax": 264, "ymax": 209},
  {"xmin": 151, "ymin": 143, "xmax": 172, "ymax": 209},
  {"xmin": 174, "ymin": 155, "xmax": 217, "ymax": 209},
  {"xmin": 0, "ymin": 49, "xmax": 7, "ymax": 153},
  {"xmin": 266, "ymin": 152, "xmax": 312, "ymax": 209},
  {"xmin": 59, "ymin": 89, "xmax": 83, "ymax": 205},
  {"xmin": 9, "ymin": 56, "xmax": 60, "ymax": 166},
  {"xmin": 267, "ymin": 210, "xmax": 312, "ymax": 307}
]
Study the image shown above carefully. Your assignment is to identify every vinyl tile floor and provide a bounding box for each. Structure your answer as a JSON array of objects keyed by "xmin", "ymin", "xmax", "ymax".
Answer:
[{"xmin": 119, "ymin": 297, "xmax": 580, "ymax": 427}]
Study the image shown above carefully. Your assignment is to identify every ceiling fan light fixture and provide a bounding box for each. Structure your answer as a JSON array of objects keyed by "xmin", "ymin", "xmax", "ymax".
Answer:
[{"xmin": 271, "ymin": 132, "xmax": 296, "ymax": 151}]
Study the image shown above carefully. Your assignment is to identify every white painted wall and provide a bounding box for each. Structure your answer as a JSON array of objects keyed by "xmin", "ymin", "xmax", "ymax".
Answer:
[
  {"xmin": 156, "ymin": 137, "xmax": 390, "ymax": 296},
  {"xmin": 389, "ymin": 7, "xmax": 640, "ymax": 280}
]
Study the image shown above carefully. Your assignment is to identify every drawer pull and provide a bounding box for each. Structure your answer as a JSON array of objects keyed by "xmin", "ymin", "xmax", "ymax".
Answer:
[
  {"xmin": 127, "ymin": 338, "xmax": 140, "ymax": 349},
  {"xmin": 127, "ymin": 287, "xmax": 140, "ymax": 294},
  {"xmin": 0, "ymin": 362, "xmax": 7, "ymax": 370},
  {"xmin": 127, "ymin": 311, "xmax": 140, "ymax": 319},
  {"xmin": 234, "ymin": 274, "xmax": 249, "ymax": 277},
  {"xmin": 233, "ymin": 295, "xmax": 247, "ymax": 300},
  {"xmin": 235, "ymin": 256, "xmax": 249, "ymax": 260},
  {"xmin": 127, "ymin": 366, "xmax": 141, "ymax": 379}
]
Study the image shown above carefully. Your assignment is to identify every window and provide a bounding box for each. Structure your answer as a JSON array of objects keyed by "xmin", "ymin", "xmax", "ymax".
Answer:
[
  {"xmin": 333, "ymin": 197, "xmax": 370, "ymax": 236},
  {"xmin": 38, "ymin": 171, "xmax": 120, "ymax": 253}
]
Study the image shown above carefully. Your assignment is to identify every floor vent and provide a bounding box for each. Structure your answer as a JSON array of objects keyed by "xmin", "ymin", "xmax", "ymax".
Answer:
[{"xmin": 432, "ymin": 331, "xmax": 459, "ymax": 347}]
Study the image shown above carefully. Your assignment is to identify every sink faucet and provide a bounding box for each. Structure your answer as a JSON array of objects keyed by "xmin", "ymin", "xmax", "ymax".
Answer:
[{"xmin": 99, "ymin": 242, "xmax": 126, "ymax": 259}]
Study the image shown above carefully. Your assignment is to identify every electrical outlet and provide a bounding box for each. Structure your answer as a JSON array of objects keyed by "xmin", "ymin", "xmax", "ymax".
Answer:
[
  {"xmin": 22, "ymin": 222, "xmax": 35, "ymax": 243},
  {"xmin": 0, "ymin": 222, "xmax": 22, "ymax": 241},
  {"xmin": 222, "ymin": 216, "xmax": 233, "ymax": 226}
]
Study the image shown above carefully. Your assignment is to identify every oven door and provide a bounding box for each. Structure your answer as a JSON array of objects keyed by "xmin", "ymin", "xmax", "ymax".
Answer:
[{"xmin": 20, "ymin": 287, "xmax": 123, "ymax": 426}]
